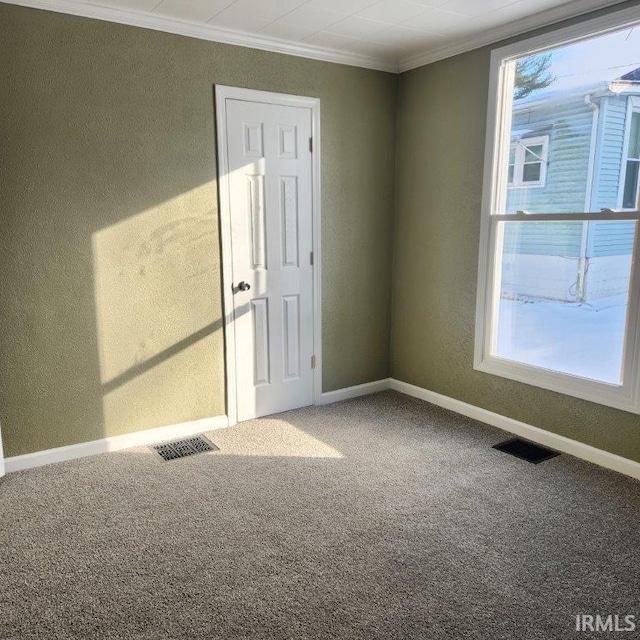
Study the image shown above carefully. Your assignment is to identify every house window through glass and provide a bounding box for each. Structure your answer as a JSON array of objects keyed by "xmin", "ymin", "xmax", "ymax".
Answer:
[
  {"xmin": 508, "ymin": 137, "xmax": 548, "ymax": 188},
  {"xmin": 622, "ymin": 110, "xmax": 640, "ymax": 210}
]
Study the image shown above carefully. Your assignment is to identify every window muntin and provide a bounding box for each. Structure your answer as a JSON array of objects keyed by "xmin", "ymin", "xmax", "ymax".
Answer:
[{"xmin": 476, "ymin": 10, "xmax": 640, "ymax": 413}]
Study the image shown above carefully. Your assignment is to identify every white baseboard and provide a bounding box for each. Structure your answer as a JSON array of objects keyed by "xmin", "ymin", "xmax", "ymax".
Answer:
[
  {"xmin": 5, "ymin": 379, "xmax": 639, "ymax": 480},
  {"xmin": 318, "ymin": 378, "xmax": 392, "ymax": 405},
  {"xmin": 4, "ymin": 415, "xmax": 229, "ymax": 473},
  {"xmin": 389, "ymin": 379, "xmax": 640, "ymax": 481}
]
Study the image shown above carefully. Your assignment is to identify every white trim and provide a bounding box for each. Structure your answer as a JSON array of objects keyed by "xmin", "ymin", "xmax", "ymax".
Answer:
[
  {"xmin": 2, "ymin": 0, "xmax": 631, "ymax": 74},
  {"xmin": 5, "ymin": 380, "xmax": 640, "ymax": 481},
  {"xmin": 0, "ymin": 421, "xmax": 5, "ymax": 478},
  {"xmin": 311, "ymin": 104, "xmax": 323, "ymax": 409},
  {"xmin": 475, "ymin": 356, "xmax": 640, "ymax": 413},
  {"xmin": 215, "ymin": 87, "xmax": 237, "ymax": 427},
  {"xmin": 215, "ymin": 86, "xmax": 322, "ymax": 425},
  {"xmin": 483, "ymin": 5, "xmax": 640, "ymax": 68},
  {"xmin": 1, "ymin": 0, "xmax": 397, "ymax": 73},
  {"xmin": 317, "ymin": 378, "xmax": 392, "ymax": 405},
  {"xmin": 4, "ymin": 415, "xmax": 229, "ymax": 473},
  {"xmin": 398, "ymin": 0, "xmax": 631, "ymax": 72},
  {"xmin": 389, "ymin": 379, "xmax": 640, "ymax": 481},
  {"xmin": 490, "ymin": 211, "xmax": 640, "ymax": 221},
  {"xmin": 473, "ymin": 43, "xmax": 506, "ymax": 383}
]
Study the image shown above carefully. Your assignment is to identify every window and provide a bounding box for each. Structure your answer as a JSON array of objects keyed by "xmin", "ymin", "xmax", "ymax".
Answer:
[
  {"xmin": 508, "ymin": 136, "xmax": 549, "ymax": 187},
  {"xmin": 622, "ymin": 109, "xmax": 640, "ymax": 210},
  {"xmin": 475, "ymin": 7, "xmax": 640, "ymax": 413}
]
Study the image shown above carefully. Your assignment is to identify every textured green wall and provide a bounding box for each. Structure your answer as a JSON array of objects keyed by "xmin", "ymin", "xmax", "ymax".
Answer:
[
  {"xmin": 0, "ymin": 3, "xmax": 397, "ymax": 457},
  {"xmin": 4, "ymin": 1, "xmax": 637, "ymax": 465},
  {"xmin": 391, "ymin": 13, "xmax": 640, "ymax": 463}
]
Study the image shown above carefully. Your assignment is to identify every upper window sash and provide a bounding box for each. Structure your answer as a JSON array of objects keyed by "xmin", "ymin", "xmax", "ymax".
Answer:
[{"xmin": 484, "ymin": 8, "xmax": 640, "ymax": 219}]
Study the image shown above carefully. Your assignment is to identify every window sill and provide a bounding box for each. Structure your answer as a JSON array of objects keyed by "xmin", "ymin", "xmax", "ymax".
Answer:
[{"xmin": 474, "ymin": 355, "xmax": 640, "ymax": 414}]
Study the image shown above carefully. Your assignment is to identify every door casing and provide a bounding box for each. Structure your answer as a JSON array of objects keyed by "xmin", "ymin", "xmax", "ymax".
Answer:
[
  {"xmin": 0, "ymin": 423, "xmax": 4, "ymax": 478},
  {"xmin": 215, "ymin": 85, "xmax": 322, "ymax": 426}
]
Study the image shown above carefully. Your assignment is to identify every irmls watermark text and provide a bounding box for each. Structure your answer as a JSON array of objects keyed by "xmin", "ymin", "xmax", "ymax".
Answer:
[{"xmin": 576, "ymin": 614, "xmax": 637, "ymax": 633}]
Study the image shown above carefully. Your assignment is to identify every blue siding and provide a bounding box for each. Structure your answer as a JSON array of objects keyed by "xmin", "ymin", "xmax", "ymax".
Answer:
[
  {"xmin": 504, "ymin": 96, "xmax": 592, "ymax": 256},
  {"xmin": 590, "ymin": 96, "xmax": 634, "ymax": 257},
  {"xmin": 505, "ymin": 94, "xmax": 636, "ymax": 258},
  {"xmin": 506, "ymin": 97, "xmax": 593, "ymax": 215},
  {"xmin": 503, "ymin": 221, "xmax": 583, "ymax": 257},
  {"xmin": 592, "ymin": 95, "xmax": 627, "ymax": 211},
  {"xmin": 588, "ymin": 221, "xmax": 636, "ymax": 257}
]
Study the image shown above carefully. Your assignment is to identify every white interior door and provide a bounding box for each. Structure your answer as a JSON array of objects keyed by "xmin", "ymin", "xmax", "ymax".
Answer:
[{"xmin": 223, "ymin": 97, "xmax": 315, "ymax": 422}]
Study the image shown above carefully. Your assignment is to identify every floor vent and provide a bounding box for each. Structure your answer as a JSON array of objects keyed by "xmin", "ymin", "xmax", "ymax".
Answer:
[
  {"xmin": 493, "ymin": 438, "xmax": 560, "ymax": 464},
  {"xmin": 152, "ymin": 435, "xmax": 219, "ymax": 461}
]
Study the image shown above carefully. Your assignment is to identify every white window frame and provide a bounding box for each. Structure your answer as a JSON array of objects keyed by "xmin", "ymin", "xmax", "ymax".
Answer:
[
  {"xmin": 474, "ymin": 6, "xmax": 640, "ymax": 414},
  {"xmin": 508, "ymin": 135, "xmax": 549, "ymax": 188},
  {"xmin": 618, "ymin": 97, "xmax": 640, "ymax": 211}
]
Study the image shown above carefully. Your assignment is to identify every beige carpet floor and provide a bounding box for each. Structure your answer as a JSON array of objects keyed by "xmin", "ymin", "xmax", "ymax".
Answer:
[{"xmin": 1, "ymin": 391, "xmax": 639, "ymax": 639}]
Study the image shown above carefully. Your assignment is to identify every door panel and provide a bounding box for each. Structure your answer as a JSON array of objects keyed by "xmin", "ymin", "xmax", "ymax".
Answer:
[
  {"xmin": 225, "ymin": 98, "xmax": 314, "ymax": 422},
  {"xmin": 283, "ymin": 294, "xmax": 300, "ymax": 380},
  {"xmin": 280, "ymin": 176, "xmax": 299, "ymax": 268},
  {"xmin": 251, "ymin": 298, "xmax": 270, "ymax": 386}
]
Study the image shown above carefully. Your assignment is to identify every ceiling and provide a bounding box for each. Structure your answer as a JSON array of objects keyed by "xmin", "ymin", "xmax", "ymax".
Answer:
[{"xmin": 6, "ymin": 0, "xmax": 630, "ymax": 71}]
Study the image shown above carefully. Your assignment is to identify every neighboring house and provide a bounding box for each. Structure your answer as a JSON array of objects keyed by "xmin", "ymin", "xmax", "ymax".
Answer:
[{"xmin": 502, "ymin": 67, "xmax": 640, "ymax": 302}]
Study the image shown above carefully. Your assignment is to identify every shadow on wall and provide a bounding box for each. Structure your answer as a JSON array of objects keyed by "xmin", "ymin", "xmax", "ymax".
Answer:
[{"xmin": 92, "ymin": 185, "xmax": 225, "ymax": 436}]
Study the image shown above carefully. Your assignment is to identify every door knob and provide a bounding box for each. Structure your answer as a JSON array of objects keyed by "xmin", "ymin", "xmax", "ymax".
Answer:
[{"xmin": 237, "ymin": 281, "xmax": 251, "ymax": 292}]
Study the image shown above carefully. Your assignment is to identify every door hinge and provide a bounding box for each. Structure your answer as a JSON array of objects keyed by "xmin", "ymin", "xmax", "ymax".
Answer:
[
  {"xmin": 310, "ymin": 251, "xmax": 314, "ymax": 265},
  {"xmin": 311, "ymin": 355, "xmax": 316, "ymax": 369},
  {"xmin": 309, "ymin": 137, "xmax": 313, "ymax": 153}
]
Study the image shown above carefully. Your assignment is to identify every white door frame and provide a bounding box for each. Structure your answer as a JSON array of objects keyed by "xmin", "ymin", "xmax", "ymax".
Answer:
[
  {"xmin": 0, "ymin": 422, "xmax": 5, "ymax": 478},
  {"xmin": 215, "ymin": 85, "xmax": 322, "ymax": 426}
]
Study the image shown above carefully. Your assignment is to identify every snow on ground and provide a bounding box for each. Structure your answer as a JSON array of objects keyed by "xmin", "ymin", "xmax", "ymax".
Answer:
[{"xmin": 495, "ymin": 294, "xmax": 628, "ymax": 384}]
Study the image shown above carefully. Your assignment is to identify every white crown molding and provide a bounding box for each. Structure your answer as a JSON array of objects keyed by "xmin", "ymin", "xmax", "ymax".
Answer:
[
  {"xmin": 4, "ymin": 414, "xmax": 229, "ymax": 473},
  {"xmin": 2, "ymin": 0, "xmax": 634, "ymax": 75},
  {"xmin": 1, "ymin": 0, "xmax": 399, "ymax": 73},
  {"xmin": 398, "ymin": 0, "xmax": 631, "ymax": 72}
]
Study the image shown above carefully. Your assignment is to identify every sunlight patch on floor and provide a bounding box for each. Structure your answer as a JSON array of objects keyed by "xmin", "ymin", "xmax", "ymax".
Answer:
[{"xmin": 204, "ymin": 419, "xmax": 343, "ymax": 459}]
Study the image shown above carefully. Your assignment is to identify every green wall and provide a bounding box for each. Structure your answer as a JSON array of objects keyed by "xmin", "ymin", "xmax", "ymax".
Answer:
[
  {"xmin": 3, "ymin": 1, "xmax": 639, "ymax": 465},
  {"xmin": 0, "ymin": 3, "xmax": 397, "ymax": 457},
  {"xmin": 391, "ymin": 8, "xmax": 640, "ymax": 464}
]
